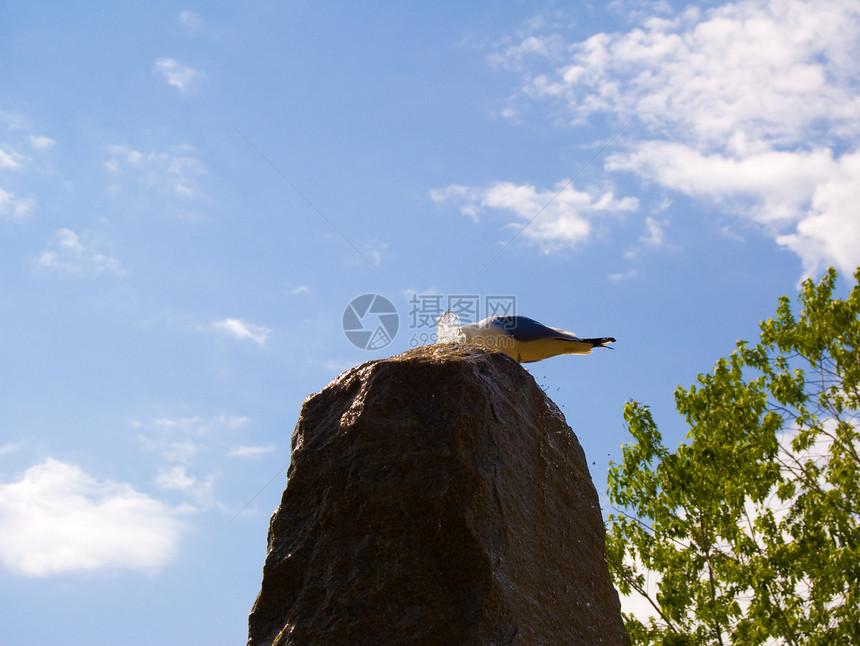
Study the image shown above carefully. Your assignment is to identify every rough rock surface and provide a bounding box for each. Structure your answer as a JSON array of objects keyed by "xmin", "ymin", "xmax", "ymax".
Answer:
[{"xmin": 247, "ymin": 344, "xmax": 629, "ymax": 646}]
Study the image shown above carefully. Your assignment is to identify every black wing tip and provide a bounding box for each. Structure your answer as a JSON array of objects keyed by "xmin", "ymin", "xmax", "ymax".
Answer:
[{"xmin": 585, "ymin": 337, "xmax": 616, "ymax": 349}]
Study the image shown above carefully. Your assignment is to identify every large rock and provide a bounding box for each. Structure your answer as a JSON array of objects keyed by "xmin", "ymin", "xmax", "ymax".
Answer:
[{"xmin": 247, "ymin": 344, "xmax": 629, "ymax": 645}]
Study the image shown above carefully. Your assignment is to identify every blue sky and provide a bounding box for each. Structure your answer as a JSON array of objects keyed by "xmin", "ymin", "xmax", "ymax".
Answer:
[{"xmin": 2, "ymin": 1, "xmax": 859, "ymax": 643}]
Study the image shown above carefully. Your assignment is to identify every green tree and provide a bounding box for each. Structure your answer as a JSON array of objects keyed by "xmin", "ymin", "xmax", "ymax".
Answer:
[{"xmin": 606, "ymin": 268, "xmax": 860, "ymax": 645}]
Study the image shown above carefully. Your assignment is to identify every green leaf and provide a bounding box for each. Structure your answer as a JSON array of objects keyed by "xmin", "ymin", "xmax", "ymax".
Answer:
[{"xmin": 607, "ymin": 267, "xmax": 860, "ymax": 645}]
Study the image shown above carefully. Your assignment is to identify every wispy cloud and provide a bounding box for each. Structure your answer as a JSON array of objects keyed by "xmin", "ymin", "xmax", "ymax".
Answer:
[
  {"xmin": 431, "ymin": 180, "xmax": 637, "ymax": 252},
  {"xmin": 226, "ymin": 445, "xmax": 276, "ymax": 458},
  {"xmin": 512, "ymin": 2, "xmax": 860, "ymax": 143},
  {"xmin": 1, "ymin": 111, "xmax": 54, "ymax": 220},
  {"xmin": 154, "ymin": 58, "xmax": 205, "ymax": 95},
  {"xmin": 429, "ymin": 184, "xmax": 481, "ymax": 220},
  {"xmin": 0, "ymin": 442, "xmax": 22, "ymax": 457},
  {"xmin": 609, "ymin": 268, "xmax": 638, "ymax": 283},
  {"xmin": 362, "ymin": 239, "xmax": 388, "ymax": 267},
  {"xmin": 137, "ymin": 414, "xmax": 249, "ymax": 458},
  {"xmin": 140, "ymin": 435, "xmax": 198, "ymax": 464},
  {"xmin": 155, "ymin": 465, "xmax": 219, "ymax": 508},
  {"xmin": 491, "ymin": 0, "xmax": 860, "ymax": 275},
  {"xmin": 0, "ymin": 459, "xmax": 185, "ymax": 577},
  {"xmin": 639, "ymin": 216, "xmax": 667, "ymax": 247},
  {"xmin": 1, "ymin": 111, "xmax": 56, "ymax": 160},
  {"xmin": 212, "ymin": 318, "xmax": 271, "ymax": 346},
  {"xmin": 38, "ymin": 228, "xmax": 125, "ymax": 276},
  {"xmin": 618, "ymin": 215, "xmax": 675, "ymax": 269},
  {"xmin": 136, "ymin": 414, "xmax": 251, "ymax": 465},
  {"xmin": 151, "ymin": 414, "xmax": 250, "ymax": 435},
  {"xmin": 0, "ymin": 146, "xmax": 24, "ymax": 169},
  {"xmin": 29, "ymin": 134, "xmax": 55, "ymax": 150},
  {"xmin": 488, "ymin": 33, "xmax": 570, "ymax": 71},
  {"xmin": 105, "ymin": 144, "xmax": 206, "ymax": 201},
  {"xmin": 178, "ymin": 10, "xmax": 204, "ymax": 35},
  {"xmin": 0, "ymin": 187, "xmax": 34, "ymax": 221},
  {"xmin": 135, "ymin": 413, "xmax": 252, "ymax": 510},
  {"xmin": 0, "ymin": 110, "xmax": 27, "ymax": 130}
]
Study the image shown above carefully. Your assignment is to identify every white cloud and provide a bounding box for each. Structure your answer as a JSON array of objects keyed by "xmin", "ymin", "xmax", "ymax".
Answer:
[
  {"xmin": 776, "ymin": 151, "xmax": 860, "ymax": 276},
  {"xmin": 488, "ymin": 34, "xmax": 570, "ymax": 71},
  {"xmin": 619, "ymin": 215, "xmax": 675, "ymax": 265},
  {"xmin": 639, "ymin": 216, "xmax": 666, "ymax": 247},
  {"xmin": 226, "ymin": 445, "xmax": 276, "ymax": 458},
  {"xmin": 0, "ymin": 146, "xmax": 24, "ymax": 169},
  {"xmin": 520, "ymin": 1, "xmax": 860, "ymax": 143},
  {"xmin": 155, "ymin": 465, "xmax": 219, "ymax": 508},
  {"xmin": 37, "ymin": 228, "xmax": 125, "ymax": 276},
  {"xmin": 605, "ymin": 143, "xmax": 838, "ymax": 224},
  {"xmin": 1, "ymin": 113, "xmax": 55, "ymax": 161},
  {"xmin": 1, "ymin": 114, "xmax": 55, "ymax": 221},
  {"xmin": 136, "ymin": 413, "xmax": 250, "ymax": 466},
  {"xmin": 152, "ymin": 414, "xmax": 250, "ymax": 435},
  {"xmin": 0, "ymin": 442, "xmax": 22, "ymax": 457},
  {"xmin": 156, "ymin": 465, "xmax": 197, "ymax": 491},
  {"xmin": 137, "ymin": 414, "xmax": 249, "ymax": 463},
  {"xmin": 29, "ymin": 134, "xmax": 55, "ymax": 150},
  {"xmin": 212, "ymin": 318, "xmax": 271, "ymax": 346},
  {"xmin": 429, "ymin": 184, "xmax": 482, "ymax": 220},
  {"xmin": 493, "ymin": 0, "xmax": 860, "ymax": 275},
  {"xmin": 0, "ymin": 109, "xmax": 27, "ymax": 130},
  {"xmin": 178, "ymin": 10, "xmax": 204, "ymax": 34},
  {"xmin": 362, "ymin": 239, "xmax": 388, "ymax": 267},
  {"xmin": 105, "ymin": 144, "xmax": 206, "ymax": 201},
  {"xmin": 139, "ymin": 435, "xmax": 198, "ymax": 464},
  {"xmin": 154, "ymin": 58, "xmax": 205, "ymax": 95},
  {"xmin": 135, "ymin": 413, "xmax": 252, "ymax": 510},
  {"xmin": 431, "ymin": 180, "xmax": 638, "ymax": 252},
  {"xmin": 0, "ymin": 187, "xmax": 34, "ymax": 221},
  {"xmin": 609, "ymin": 268, "xmax": 638, "ymax": 282},
  {"xmin": 0, "ymin": 459, "xmax": 185, "ymax": 577}
]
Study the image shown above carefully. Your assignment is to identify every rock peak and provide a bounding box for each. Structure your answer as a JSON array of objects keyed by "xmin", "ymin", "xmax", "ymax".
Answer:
[{"xmin": 248, "ymin": 344, "xmax": 628, "ymax": 645}]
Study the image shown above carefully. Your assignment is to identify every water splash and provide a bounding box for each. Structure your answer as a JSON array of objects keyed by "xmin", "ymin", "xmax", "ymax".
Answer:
[{"xmin": 436, "ymin": 310, "xmax": 465, "ymax": 344}]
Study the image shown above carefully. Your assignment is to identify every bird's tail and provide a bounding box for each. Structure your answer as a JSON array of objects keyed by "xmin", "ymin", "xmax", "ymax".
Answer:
[{"xmin": 583, "ymin": 337, "xmax": 615, "ymax": 350}]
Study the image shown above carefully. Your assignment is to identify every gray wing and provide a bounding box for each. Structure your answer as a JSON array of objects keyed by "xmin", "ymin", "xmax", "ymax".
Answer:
[{"xmin": 491, "ymin": 316, "xmax": 583, "ymax": 343}]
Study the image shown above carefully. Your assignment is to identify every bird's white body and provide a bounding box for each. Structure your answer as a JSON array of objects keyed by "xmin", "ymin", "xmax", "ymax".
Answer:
[{"xmin": 460, "ymin": 315, "xmax": 614, "ymax": 363}]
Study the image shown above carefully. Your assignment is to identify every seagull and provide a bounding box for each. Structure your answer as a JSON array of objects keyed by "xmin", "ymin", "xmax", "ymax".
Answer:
[{"xmin": 460, "ymin": 315, "xmax": 615, "ymax": 363}]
